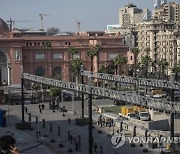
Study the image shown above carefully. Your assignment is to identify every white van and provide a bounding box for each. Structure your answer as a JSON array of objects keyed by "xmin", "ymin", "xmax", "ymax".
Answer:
[{"xmin": 139, "ymin": 112, "xmax": 150, "ymax": 121}]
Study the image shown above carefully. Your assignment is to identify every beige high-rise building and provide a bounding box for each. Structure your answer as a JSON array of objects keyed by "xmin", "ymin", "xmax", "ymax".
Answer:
[
  {"xmin": 119, "ymin": 4, "xmax": 151, "ymax": 28},
  {"xmin": 137, "ymin": 20, "xmax": 180, "ymax": 75},
  {"xmin": 153, "ymin": 2, "xmax": 180, "ymax": 23}
]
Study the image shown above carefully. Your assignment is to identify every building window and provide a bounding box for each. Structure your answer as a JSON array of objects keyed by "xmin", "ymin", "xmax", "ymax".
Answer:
[
  {"xmin": 108, "ymin": 53, "xmax": 118, "ymax": 60},
  {"xmin": 0, "ymin": 52, "xmax": 6, "ymax": 63},
  {"xmin": 65, "ymin": 42, "xmax": 71, "ymax": 46},
  {"xmin": 35, "ymin": 54, "xmax": 45, "ymax": 60},
  {"xmin": 35, "ymin": 67, "xmax": 45, "ymax": 76},
  {"xmin": 15, "ymin": 50, "xmax": 21, "ymax": 61},
  {"xmin": 53, "ymin": 53, "xmax": 63, "ymax": 59},
  {"xmin": 73, "ymin": 53, "xmax": 80, "ymax": 59},
  {"xmin": 53, "ymin": 66, "xmax": 62, "ymax": 79},
  {"xmin": 130, "ymin": 56, "xmax": 133, "ymax": 60}
]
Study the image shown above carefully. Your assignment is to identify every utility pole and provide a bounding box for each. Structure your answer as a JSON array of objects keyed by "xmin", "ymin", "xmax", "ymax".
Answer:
[
  {"xmin": 81, "ymin": 65, "xmax": 84, "ymax": 118},
  {"xmin": 21, "ymin": 66, "xmax": 25, "ymax": 122}
]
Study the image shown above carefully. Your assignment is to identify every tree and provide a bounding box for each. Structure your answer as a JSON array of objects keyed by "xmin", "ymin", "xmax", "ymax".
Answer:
[
  {"xmin": 87, "ymin": 44, "xmax": 101, "ymax": 72},
  {"xmin": 71, "ymin": 58, "xmax": 83, "ymax": 83},
  {"xmin": 47, "ymin": 27, "xmax": 59, "ymax": 36},
  {"xmin": 172, "ymin": 64, "xmax": 180, "ymax": 81},
  {"xmin": 113, "ymin": 55, "xmax": 127, "ymax": 75},
  {"xmin": 141, "ymin": 55, "xmax": 152, "ymax": 78},
  {"xmin": 131, "ymin": 48, "xmax": 140, "ymax": 77},
  {"xmin": 158, "ymin": 58, "xmax": 169, "ymax": 79},
  {"xmin": 44, "ymin": 41, "xmax": 51, "ymax": 77},
  {"xmin": 49, "ymin": 87, "xmax": 61, "ymax": 97},
  {"xmin": 44, "ymin": 41, "xmax": 51, "ymax": 50},
  {"xmin": 144, "ymin": 47, "xmax": 150, "ymax": 56},
  {"xmin": 99, "ymin": 65, "xmax": 110, "ymax": 74},
  {"xmin": 68, "ymin": 47, "xmax": 78, "ymax": 81},
  {"xmin": 68, "ymin": 47, "xmax": 78, "ymax": 60}
]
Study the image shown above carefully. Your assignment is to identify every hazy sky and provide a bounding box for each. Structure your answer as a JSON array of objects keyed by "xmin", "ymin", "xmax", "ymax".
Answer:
[{"xmin": 0, "ymin": 0, "xmax": 179, "ymax": 32}]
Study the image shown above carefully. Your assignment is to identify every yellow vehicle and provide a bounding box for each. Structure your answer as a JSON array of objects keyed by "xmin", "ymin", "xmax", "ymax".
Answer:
[
  {"xmin": 121, "ymin": 106, "xmax": 134, "ymax": 116},
  {"xmin": 133, "ymin": 106, "xmax": 146, "ymax": 112}
]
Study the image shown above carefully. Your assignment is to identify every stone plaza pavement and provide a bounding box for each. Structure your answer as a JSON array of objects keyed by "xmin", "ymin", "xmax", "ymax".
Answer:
[{"xmin": 0, "ymin": 102, "xmax": 160, "ymax": 154}]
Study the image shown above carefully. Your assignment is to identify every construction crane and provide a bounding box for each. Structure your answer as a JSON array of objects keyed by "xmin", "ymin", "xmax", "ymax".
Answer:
[
  {"xmin": 75, "ymin": 20, "xmax": 81, "ymax": 32},
  {"xmin": 39, "ymin": 14, "xmax": 49, "ymax": 31},
  {"xmin": 7, "ymin": 17, "xmax": 36, "ymax": 31}
]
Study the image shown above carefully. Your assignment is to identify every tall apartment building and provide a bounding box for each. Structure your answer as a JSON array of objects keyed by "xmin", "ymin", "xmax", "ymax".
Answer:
[
  {"xmin": 119, "ymin": 4, "xmax": 151, "ymax": 28},
  {"xmin": 137, "ymin": 20, "xmax": 180, "ymax": 74},
  {"xmin": 154, "ymin": 0, "xmax": 167, "ymax": 8},
  {"xmin": 153, "ymin": 2, "xmax": 180, "ymax": 23}
]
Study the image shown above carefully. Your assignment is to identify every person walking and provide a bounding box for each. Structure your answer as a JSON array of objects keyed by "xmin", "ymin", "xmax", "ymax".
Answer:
[
  {"xmin": 68, "ymin": 117, "xmax": 71, "ymax": 125},
  {"xmin": 24, "ymin": 107, "xmax": 28, "ymax": 113},
  {"xmin": 94, "ymin": 143, "xmax": 98, "ymax": 152},
  {"xmin": 75, "ymin": 138, "xmax": 78, "ymax": 151},
  {"xmin": 100, "ymin": 145, "xmax": 103, "ymax": 154},
  {"xmin": 28, "ymin": 113, "xmax": 31, "ymax": 122},
  {"xmin": 78, "ymin": 135, "xmax": 81, "ymax": 151}
]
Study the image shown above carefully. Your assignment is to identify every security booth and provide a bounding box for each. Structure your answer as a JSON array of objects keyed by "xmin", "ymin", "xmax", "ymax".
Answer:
[{"xmin": 0, "ymin": 109, "xmax": 6, "ymax": 127}]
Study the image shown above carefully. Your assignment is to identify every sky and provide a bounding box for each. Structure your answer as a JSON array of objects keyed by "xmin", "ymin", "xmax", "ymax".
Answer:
[{"xmin": 0, "ymin": 0, "xmax": 179, "ymax": 32}]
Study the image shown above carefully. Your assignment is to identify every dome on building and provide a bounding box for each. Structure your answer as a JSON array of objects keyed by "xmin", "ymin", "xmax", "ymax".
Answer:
[{"xmin": 0, "ymin": 18, "xmax": 9, "ymax": 34}]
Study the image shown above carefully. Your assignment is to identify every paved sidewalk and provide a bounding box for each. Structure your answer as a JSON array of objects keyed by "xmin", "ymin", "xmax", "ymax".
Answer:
[{"xmin": 0, "ymin": 102, "xmax": 160, "ymax": 154}]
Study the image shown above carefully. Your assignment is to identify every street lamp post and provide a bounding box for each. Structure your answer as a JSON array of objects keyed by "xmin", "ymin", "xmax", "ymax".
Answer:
[
  {"xmin": 81, "ymin": 65, "xmax": 84, "ymax": 118},
  {"xmin": 88, "ymin": 73, "xmax": 93, "ymax": 154},
  {"xmin": 21, "ymin": 66, "xmax": 25, "ymax": 122},
  {"xmin": 170, "ymin": 89, "xmax": 175, "ymax": 152}
]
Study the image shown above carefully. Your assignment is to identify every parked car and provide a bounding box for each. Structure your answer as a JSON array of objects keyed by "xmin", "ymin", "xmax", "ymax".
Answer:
[
  {"xmin": 138, "ymin": 112, "xmax": 150, "ymax": 121},
  {"xmin": 127, "ymin": 113, "xmax": 138, "ymax": 119}
]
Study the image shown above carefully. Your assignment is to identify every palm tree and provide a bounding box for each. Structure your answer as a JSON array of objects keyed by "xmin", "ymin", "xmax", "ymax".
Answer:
[
  {"xmin": 158, "ymin": 58, "xmax": 169, "ymax": 79},
  {"xmin": 99, "ymin": 65, "xmax": 110, "ymax": 74},
  {"xmin": 71, "ymin": 58, "xmax": 83, "ymax": 83},
  {"xmin": 44, "ymin": 41, "xmax": 51, "ymax": 77},
  {"xmin": 87, "ymin": 44, "xmax": 101, "ymax": 72},
  {"xmin": 113, "ymin": 55, "xmax": 127, "ymax": 75},
  {"xmin": 68, "ymin": 46, "xmax": 78, "ymax": 60},
  {"xmin": 172, "ymin": 64, "xmax": 180, "ymax": 81},
  {"xmin": 144, "ymin": 47, "xmax": 150, "ymax": 56},
  {"xmin": 141, "ymin": 55, "xmax": 152, "ymax": 78},
  {"xmin": 68, "ymin": 47, "xmax": 78, "ymax": 81},
  {"xmin": 131, "ymin": 48, "xmax": 140, "ymax": 77}
]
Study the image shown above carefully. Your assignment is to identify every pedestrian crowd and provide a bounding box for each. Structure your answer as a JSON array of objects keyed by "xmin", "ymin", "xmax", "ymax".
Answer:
[
  {"xmin": 68, "ymin": 131, "xmax": 81, "ymax": 152},
  {"xmin": 96, "ymin": 115, "xmax": 114, "ymax": 128}
]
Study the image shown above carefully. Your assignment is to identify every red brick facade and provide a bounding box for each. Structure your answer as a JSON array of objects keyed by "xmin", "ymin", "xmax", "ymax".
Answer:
[{"xmin": 0, "ymin": 30, "xmax": 131, "ymax": 85}]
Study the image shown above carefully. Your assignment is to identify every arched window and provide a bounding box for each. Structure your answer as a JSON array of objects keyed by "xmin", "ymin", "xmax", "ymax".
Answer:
[
  {"xmin": 35, "ymin": 67, "xmax": 45, "ymax": 76},
  {"xmin": 53, "ymin": 66, "xmax": 62, "ymax": 79}
]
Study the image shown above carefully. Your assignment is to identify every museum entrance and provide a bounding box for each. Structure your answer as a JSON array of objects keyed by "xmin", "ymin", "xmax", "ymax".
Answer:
[{"xmin": 0, "ymin": 51, "xmax": 8, "ymax": 86}]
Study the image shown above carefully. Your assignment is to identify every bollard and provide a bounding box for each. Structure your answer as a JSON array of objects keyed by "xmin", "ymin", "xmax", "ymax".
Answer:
[
  {"xmin": 145, "ymin": 130, "xmax": 148, "ymax": 141},
  {"xmin": 133, "ymin": 126, "xmax": 136, "ymax": 137},
  {"xmin": 50, "ymin": 123, "xmax": 53, "ymax": 132},
  {"xmin": 35, "ymin": 116, "xmax": 38, "ymax": 124},
  {"xmin": 28, "ymin": 113, "xmax": 31, "ymax": 122},
  {"xmin": 120, "ymin": 122, "xmax": 123, "ymax": 132},
  {"xmin": 68, "ymin": 131, "xmax": 70, "ymax": 141},
  {"xmin": 42, "ymin": 119, "xmax": 45, "ymax": 128},
  {"xmin": 58, "ymin": 126, "xmax": 61, "ymax": 136}
]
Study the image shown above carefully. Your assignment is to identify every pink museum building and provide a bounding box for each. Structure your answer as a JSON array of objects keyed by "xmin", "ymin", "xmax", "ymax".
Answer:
[{"xmin": 0, "ymin": 18, "xmax": 133, "ymax": 86}]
